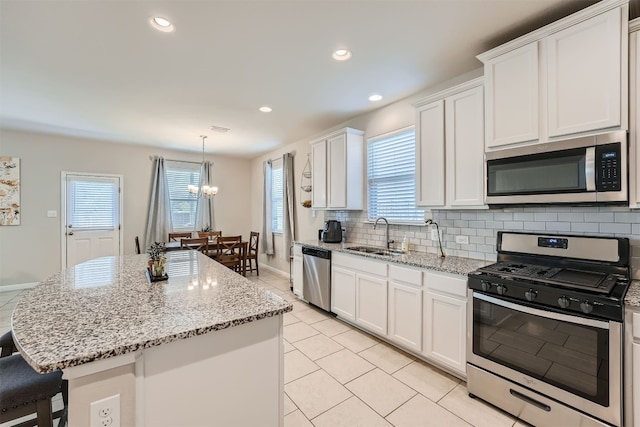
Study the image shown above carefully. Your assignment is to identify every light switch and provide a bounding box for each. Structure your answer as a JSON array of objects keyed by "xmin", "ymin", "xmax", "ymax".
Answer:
[{"xmin": 47, "ymin": 210, "xmax": 57, "ymax": 218}]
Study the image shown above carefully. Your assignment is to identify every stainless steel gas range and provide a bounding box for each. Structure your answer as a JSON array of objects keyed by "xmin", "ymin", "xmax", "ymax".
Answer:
[{"xmin": 467, "ymin": 232, "xmax": 631, "ymax": 427}]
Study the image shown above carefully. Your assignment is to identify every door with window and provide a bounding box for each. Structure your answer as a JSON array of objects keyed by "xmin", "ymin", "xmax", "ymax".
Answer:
[{"xmin": 63, "ymin": 172, "xmax": 122, "ymax": 268}]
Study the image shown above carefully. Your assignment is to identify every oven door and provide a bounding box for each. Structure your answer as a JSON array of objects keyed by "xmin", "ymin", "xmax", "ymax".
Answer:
[{"xmin": 467, "ymin": 291, "xmax": 622, "ymax": 426}]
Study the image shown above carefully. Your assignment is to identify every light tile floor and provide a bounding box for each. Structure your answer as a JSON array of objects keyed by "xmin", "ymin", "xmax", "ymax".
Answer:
[{"xmin": 1, "ymin": 270, "xmax": 525, "ymax": 427}]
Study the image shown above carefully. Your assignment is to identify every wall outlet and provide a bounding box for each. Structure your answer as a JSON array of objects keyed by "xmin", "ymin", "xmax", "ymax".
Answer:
[
  {"xmin": 90, "ymin": 394, "xmax": 120, "ymax": 427},
  {"xmin": 430, "ymin": 227, "xmax": 441, "ymax": 241},
  {"xmin": 455, "ymin": 235, "xmax": 469, "ymax": 245}
]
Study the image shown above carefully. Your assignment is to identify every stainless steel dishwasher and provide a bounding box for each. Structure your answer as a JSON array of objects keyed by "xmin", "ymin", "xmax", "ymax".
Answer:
[{"xmin": 302, "ymin": 246, "xmax": 331, "ymax": 311}]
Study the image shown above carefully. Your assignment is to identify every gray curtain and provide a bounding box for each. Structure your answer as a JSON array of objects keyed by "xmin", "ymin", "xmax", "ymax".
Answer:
[
  {"xmin": 195, "ymin": 161, "xmax": 215, "ymax": 232},
  {"xmin": 282, "ymin": 153, "xmax": 295, "ymax": 259},
  {"xmin": 145, "ymin": 156, "xmax": 172, "ymax": 248},
  {"xmin": 262, "ymin": 160, "xmax": 274, "ymax": 255}
]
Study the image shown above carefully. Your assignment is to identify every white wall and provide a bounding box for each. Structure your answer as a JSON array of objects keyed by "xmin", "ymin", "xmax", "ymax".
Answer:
[
  {"xmin": 250, "ymin": 68, "xmax": 484, "ymax": 275},
  {"xmin": 0, "ymin": 129, "xmax": 252, "ymax": 286}
]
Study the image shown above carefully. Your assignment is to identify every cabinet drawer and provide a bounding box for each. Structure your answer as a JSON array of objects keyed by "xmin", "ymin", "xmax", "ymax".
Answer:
[
  {"xmin": 333, "ymin": 252, "xmax": 387, "ymax": 276},
  {"xmin": 424, "ymin": 271, "xmax": 467, "ymax": 298},
  {"xmin": 389, "ymin": 264, "xmax": 422, "ymax": 287},
  {"xmin": 634, "ymin": 312, "xmax": 640, "ymax": 339}
]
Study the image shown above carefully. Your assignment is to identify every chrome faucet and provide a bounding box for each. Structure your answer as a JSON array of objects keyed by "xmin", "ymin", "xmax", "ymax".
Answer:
[{"xmin": 373, "ymin": 217, "xmax": 393, "ymax": 250}]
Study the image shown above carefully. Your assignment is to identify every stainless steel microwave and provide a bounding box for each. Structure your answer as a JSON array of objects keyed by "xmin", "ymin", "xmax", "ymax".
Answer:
[{"xmin": 485, "ymin": 131, "xmax": 627, "ymax": 205}]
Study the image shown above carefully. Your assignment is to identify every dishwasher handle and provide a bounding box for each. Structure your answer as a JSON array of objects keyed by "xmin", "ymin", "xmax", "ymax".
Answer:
[{"xmin": 302, "ymin": 246, "xmax": 331, "ymax": 259}]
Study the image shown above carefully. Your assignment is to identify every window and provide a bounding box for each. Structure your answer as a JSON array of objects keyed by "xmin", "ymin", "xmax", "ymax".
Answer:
[
  {"xmin": 69, "ymin": 176, "xmax": 119, "ymax": 230},
  {"xmin": 165, "ymin": 161, "xmax": 201, "ymax": 230},
  {"xmin": 271, "ymin": 159, "xmax": 284, "ymax": 233},
  {"xmin": 367, "ymin": 128, "xmax": 424, "ymax": 222}
]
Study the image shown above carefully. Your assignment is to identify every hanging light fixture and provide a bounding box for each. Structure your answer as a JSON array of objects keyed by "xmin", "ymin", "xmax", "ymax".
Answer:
[{"xmin": 188, "ymin": 135, "xmax": 218, "ymax": 198}]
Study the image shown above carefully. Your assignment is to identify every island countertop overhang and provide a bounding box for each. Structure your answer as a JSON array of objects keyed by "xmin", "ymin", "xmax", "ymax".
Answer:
[{"xmin": 11, "ymin": 251, "xmax": 292, "ymax": 373}]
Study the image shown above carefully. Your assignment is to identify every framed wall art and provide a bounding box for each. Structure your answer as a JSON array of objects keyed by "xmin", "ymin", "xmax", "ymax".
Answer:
[{"xmin": 0, "ymin": 156, "xmax": 20, "ymax": 225}]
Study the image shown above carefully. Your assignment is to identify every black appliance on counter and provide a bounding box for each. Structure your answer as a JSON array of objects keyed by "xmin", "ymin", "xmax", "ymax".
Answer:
[
  {"xmin": 467, "ymin": 231, "xmax": 630, "ymax": 427},
  {"xmin": 321, "ymin": 220, "xmax": 343, "ymax": 243}
]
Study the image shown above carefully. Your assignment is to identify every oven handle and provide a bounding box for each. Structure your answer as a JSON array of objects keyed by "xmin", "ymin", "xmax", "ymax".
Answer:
[{"xmin": 473, "ymin": 292, "xmax": 610, "ymax": 330}]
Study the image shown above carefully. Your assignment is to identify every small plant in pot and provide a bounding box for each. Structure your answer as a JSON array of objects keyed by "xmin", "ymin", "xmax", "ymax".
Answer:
[{"xmin": 147, "ymin": 242, "xmax": 167, "ymax": 277}]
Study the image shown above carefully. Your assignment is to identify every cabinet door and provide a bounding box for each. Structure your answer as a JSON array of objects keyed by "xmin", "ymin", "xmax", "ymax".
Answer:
[
  {"xmin": 293, "ymin": 256, "xmax": 303, "ymax": 298},
  {"xmin": 388, "ymin": 281, "xmax": 422, "ymax": 352},
  {"xmin": 445, "ymin": 86, "xmax": 485, "ymax": 207},
  {"xmin": 484, "ymin": 42, "xmax": 539, "ymax": 148},
  {"xmin": 416, "ymin": 100, "xmax": 445, "ymax": 206},
  {"xmin": 630, "ymin": 29, "xmax": 640, "ymax": 207},
  {"xmin": 547, "ymin": 7, "xmax": 621, "ymax": 137},
  {"xmin": 355, "ymin": 273, "xmax": 388, "ymax": 336},
  {"xmin": 423, "ymin": 290, "xmax": 467, "ymax": 376},
  {"xmin": 331, "ymin": 266, "xmax": 356, "ymax": 321},
  {"xmin": 327, "ymin": 133, "xmax": 347, "ymax": 208},
  {"xmin": 311, "ymin": 140, "xmax": 327, "ymax": 208}
]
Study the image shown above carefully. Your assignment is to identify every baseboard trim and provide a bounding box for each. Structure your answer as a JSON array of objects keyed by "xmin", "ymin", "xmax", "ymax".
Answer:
[
  {"xmin": 0, "ymin": 282, "xmax": 38, "ymax": 292},
  {"xmin": 260, "ymin": 264, "xmax": 289, "ymax": 279}
]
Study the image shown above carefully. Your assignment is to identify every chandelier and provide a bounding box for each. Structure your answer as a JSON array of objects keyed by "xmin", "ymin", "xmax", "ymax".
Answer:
[{"xmin": 188, "ymin": 135, "xmax": 218, "ymax": 198}]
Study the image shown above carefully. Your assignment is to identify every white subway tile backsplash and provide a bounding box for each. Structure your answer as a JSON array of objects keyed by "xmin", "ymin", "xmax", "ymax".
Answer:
[{"xmin": 328, "ymin": 205, "xmax": 640, "ymax": 260}]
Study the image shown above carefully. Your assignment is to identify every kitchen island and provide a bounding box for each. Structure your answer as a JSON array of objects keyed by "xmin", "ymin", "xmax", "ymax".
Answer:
[{"xmin": 11, "ymin": 251, "xmax": 292, "ymax": 426}]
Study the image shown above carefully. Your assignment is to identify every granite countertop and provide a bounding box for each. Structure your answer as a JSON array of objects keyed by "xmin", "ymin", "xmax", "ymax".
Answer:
[
  {"xmin": 294, "ymin": 240, "xmax": 490, "ymax": 276},
  {"xmin": 626, "ymin": 280, "xmax": 640, "ymax": 308},
  {"xmin": 11, "ymin": 251, "xmax": 292, "ymax": 373}
]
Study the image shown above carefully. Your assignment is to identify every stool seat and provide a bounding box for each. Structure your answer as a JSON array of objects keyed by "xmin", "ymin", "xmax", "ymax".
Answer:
[{"xmin": 0, "ymin": 354, "xmax": 63, "ymax": 410}]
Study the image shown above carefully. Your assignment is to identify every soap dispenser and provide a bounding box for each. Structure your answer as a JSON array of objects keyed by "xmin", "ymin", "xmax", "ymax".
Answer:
[{"xmin": 401, "ymin": 235, "xmax": 409, "ymax": 253}]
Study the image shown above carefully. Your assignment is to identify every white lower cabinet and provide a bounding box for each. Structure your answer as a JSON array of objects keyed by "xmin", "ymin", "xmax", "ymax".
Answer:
[
  {"xmin": 328, "ymin": 252, "xmax": 468, "ymax": 379},
  {"xmin": 331, "ymin": 266, "xmax": 356, "ymax": 321},
  {"xmin": 422, "ymin": 271, "xmax": 467, "ymax": 377},
  {"xmin": 355, "ymin": 273, "xmax": 388, "ymax": 336},
  {"xmin": 634, "ymin": 342, "xmax": 639, "ymax": 427},
  {"xmin": 292, "ymin": 245, "xmax": 303, "ymax": 298}
]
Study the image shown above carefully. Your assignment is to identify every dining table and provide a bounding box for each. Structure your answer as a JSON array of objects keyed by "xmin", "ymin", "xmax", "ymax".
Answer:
[{"xmin": 164, "ymin": 238, "xmax": 248, "ymax": 276}]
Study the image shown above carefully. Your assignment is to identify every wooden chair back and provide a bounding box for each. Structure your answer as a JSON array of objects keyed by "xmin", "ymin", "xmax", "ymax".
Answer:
[
  {"xmin": 214, "ymin": 236, "xmax": 245, "ymax": 274},
  {"xmin": 244, "ymin": 231, "xmax": 260, "ymax": 275},
  {"xmin": 198, "ymin": 230, "xmax": 222, "ymax": 240},
  {"xmin": 169, "ymin": 232, "xmax": 192, "ymax": 242},
  {"xmin": 135, "ymin": 236, "xmax": 141, "ymax": 255},
  {"xmin": 180, "ymin": 237, "xmax": 209, "ymax": 255}
]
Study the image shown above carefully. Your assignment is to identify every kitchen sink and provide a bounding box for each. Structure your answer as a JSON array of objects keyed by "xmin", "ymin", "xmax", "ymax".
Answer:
[{"xmin": 345, "ymin": 246, "xmax": 404, "ymax": 257}]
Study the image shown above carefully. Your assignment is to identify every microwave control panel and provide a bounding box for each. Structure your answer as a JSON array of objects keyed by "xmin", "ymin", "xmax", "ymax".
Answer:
[{"xmin": 596, "ymin": 143, "xmax": 621, "ymax": 192}]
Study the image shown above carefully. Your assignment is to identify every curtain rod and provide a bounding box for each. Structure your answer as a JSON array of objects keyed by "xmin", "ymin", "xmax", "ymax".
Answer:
[{"xmin": 148, "ymin": 156, "xmax": 203, "ymax": 165}]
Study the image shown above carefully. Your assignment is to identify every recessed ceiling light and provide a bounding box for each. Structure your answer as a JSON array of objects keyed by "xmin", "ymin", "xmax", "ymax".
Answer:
[
  {"xmin": 259, "ymin": 106, "xmax": 272, "ymax": 113},
  {"xmin": 369, "ymin": 94, "xmax": 383, "ymax": 102},
  {"xmin": 332, "ymin": 49, "xmax": 352, "ymax": 61},
  {"xmin": 150, "ymin": 16, "xmax": 175, "ymax": 33}
]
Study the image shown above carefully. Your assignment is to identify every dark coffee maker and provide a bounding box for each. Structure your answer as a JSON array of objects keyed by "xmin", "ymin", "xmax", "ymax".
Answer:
[{"xmin": 322, "ymin": 220, "xmax": 343, "ymax": 243}]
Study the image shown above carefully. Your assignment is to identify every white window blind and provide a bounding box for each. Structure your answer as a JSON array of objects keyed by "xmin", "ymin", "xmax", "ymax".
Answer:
[
  {"xmin": 271, "ymin": 159, "xmax": 284, "ymax": 233},
  {"xmin": 165, "ymin": 162, "xmax": 201, "ymax": 230},
  {"xmin": 367, "ymin": 128, "xmax": 424, "ymax": 222},
  {"xmin": 69, "ymin": 177, "xmax": 119, "ymax": 230}
]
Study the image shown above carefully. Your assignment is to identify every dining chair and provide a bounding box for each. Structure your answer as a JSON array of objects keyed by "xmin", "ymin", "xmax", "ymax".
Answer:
[
  {"xmin": 135, "ymin": 236, "xmax": 141, "ymax": 254},
  {"xmin": 213, "ymin": 236, "xmax": 245, "ymax": 275},
  {"xmin": 197, "ymin": 230, "xmax": 222, "ymax": 241},
  {"xmin": 245, "ymin": 231, "xmax": 260, "ymax": 275},
  {"xmin": 168, "ymin": 232, "xmax": 192, "ymax": 242},
  {"xmin": 180, "ymin": 237, "xmax": 209, "ymax": 256},
  {"xmin": 0, "ymin": 331, "xmax": 68, "ymax": 427}
]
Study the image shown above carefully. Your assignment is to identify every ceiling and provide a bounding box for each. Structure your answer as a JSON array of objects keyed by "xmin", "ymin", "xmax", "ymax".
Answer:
[{"xmin": 0, "ymin": 0, "xmax": 601, "ymax": 158}]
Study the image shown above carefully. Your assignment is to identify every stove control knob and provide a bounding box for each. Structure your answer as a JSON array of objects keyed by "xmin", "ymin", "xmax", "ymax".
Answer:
[
  {"xmin": 580, "ymin": 301, "xmax": 594, "ymax": 314},
  {"xmin": 480, "ymin": 281, "xmax": 492, "ymax": 292},
  {"xmin": 524, "ymin": 289, "xmax": 538, "ymax": 301},
  {"xmin": 497, "ymin": 285, "xmax": 507, "ymax": 295},
  {"xmin": 558, "ymin": 296, "xmax": 571, "ymax": 309}
]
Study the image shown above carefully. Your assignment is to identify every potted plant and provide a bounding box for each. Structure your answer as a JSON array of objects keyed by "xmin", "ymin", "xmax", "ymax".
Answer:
[{"xmin": 147, "ymin": 241, "xmax": 167, "ymax": 277}]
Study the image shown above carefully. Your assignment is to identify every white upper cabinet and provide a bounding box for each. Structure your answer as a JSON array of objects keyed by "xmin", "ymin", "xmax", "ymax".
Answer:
[
  {"xmin": 310, "ymin": 127, "xmax": 364, "ymax": 210},
  {"xmin": 415, "ymin": 78, "xmax": 486, "ymax": 209},
  {"xmin": 630, "ymin": 18, "xmax": 640, "ymax": 208},
  {"xmin": 478, "ymin": 0, "xmax": 628, "ymax": 150},
  {"xmin": 416, "ymin": 100, "xmax": 445, "ymax": 206},
  {"xmin": 547, "ymin": 7, "xmax": 622, "ymax": 137},
  {"xmin": 484, "ymin": 42, "xmax": 539, "ymax": 148}
]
